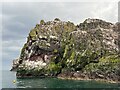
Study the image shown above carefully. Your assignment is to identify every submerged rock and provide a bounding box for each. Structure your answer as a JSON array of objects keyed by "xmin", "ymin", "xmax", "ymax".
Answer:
[{"xmin": 11, "ymin": 18, "xmax": 120, "ymax": 82}]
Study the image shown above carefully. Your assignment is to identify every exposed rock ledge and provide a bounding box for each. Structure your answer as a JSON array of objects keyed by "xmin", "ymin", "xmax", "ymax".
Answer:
[{"xmin": 11, "ymin": 18, "xmax": 120, "ymax": 83}]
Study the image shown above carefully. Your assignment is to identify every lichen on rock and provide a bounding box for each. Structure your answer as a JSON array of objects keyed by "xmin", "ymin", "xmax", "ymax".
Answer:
[{"xmin": 11, "ymin": 18, "xmax": 120, "ymax": 82}]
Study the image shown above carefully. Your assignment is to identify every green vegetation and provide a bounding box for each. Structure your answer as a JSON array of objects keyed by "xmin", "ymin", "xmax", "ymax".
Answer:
[
  {"xmin": 46, "ymin": 62, "xmax": 62, "ymax": 76},
  {"xmin": 29, "ymin": 29, "xmax": 37, "ymax": 40},
  {"xmin": 40, "ymin": 20, "xmax": 45, "ymax": 25},
  {"xmin": 20, "ymin": 43, "xmax": 27, "ymax": 60},
  {"xmin": 84, "ymin": 55, "xmax": 120, "ymax": 76}
]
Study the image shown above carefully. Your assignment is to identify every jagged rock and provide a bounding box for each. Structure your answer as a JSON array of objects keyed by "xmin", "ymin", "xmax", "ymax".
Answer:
[
  {"xmin": 11, "ymin": 18, "xmax": 120, "ymax": 82},
  {"xmin": 10, "ymin": 58, "xmax": 19, "ymax": 71}
]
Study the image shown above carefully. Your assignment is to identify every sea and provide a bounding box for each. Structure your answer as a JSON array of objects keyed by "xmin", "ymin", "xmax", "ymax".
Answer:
[{"xmin": 1, "ymin": 70, "xmax": 120, "ymax": 89}]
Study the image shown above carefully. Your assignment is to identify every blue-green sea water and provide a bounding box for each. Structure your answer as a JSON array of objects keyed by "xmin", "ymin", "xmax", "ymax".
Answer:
[{"xmin": 2, "ymin": 70, "xmax": 120, "ymax": 88}]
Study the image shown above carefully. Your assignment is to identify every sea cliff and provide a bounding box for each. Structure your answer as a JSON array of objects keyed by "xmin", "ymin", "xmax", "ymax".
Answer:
[{"xmin": 11, "ymin": 18, "xmax": 120, "ymax": 83}]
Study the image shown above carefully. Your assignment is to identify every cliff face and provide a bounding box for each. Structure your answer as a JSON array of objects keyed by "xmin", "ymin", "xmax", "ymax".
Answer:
[{"xmin": 11, "ymin": 18, "xmax": 120, "ymax": 82}]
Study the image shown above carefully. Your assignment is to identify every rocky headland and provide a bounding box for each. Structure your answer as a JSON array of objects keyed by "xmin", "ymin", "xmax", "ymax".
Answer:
[{"xmin": 11, "ymin": 18, "xmax": 120, "ymax": 83}]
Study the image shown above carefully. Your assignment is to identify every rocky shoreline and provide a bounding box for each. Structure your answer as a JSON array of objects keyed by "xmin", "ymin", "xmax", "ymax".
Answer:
[
  {"xmin": 57, "ymin": 76, "xmax": 119, "ymax": 84},
  {"xmin": 11, "ymin": 18, "xmax": 120, "ymax": 83},
  {"xmin": 11, "ymin": 70, "xmax": 119, "ymax": 83},
  {"xmin": 12, "ymin": 70, "xmax": 119, "ymax": 83}
]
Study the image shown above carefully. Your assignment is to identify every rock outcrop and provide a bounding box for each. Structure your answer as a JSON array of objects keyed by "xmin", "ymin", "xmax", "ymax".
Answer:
[{"xmin": 11, "ymin": 18, "xmax": 120, "ymax": 82}]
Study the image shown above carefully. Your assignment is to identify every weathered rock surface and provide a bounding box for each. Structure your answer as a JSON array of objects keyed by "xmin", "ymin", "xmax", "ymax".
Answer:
[{"xmin": 11, "ymin": 18, "xmax": 120, "ymax": 82}]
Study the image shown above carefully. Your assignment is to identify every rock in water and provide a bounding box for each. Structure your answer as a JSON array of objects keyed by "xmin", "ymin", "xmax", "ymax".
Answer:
[{"xmin": 11, "ymin": 18, "xmax": 120, "ymax": 82}]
